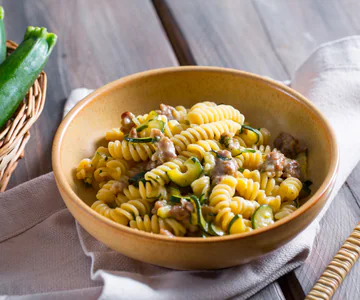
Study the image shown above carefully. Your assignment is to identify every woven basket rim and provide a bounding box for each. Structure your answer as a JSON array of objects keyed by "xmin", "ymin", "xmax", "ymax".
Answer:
[{"xmin": 0, "ymin": 40, "xmax": 48, "ymax": 191}]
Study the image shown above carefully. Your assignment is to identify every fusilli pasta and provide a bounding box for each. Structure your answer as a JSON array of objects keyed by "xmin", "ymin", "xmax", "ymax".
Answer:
[{"xmin": 76, "ymin": 101, "xmax": 311, "ymax": 237}]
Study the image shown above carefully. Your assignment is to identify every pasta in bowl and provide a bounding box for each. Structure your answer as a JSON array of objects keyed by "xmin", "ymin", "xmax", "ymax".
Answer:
[
  {"xmin": 76, "ymin": 102, "xmax": 312, "ymax": 238},
  {"xmin": 52, "ymin": 67, "xmax": 338, "ymax": 269}
]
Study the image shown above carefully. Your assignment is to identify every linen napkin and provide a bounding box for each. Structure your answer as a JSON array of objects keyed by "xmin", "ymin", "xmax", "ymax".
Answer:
[{"xmin": 1, "ymin": 36, "xmax": 360, "ymax": 300}]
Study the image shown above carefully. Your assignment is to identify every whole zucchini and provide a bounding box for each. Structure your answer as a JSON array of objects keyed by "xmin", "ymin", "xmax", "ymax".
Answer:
[
  {"xmin": 0, "ymin": 26, "xmax": 57, "ymax": 128},
  {"xmin": 0, "ymin": 6, "xmax": 5, "ymax": 64}
]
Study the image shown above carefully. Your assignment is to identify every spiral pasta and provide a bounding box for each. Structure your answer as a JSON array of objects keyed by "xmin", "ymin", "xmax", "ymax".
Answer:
[
  {"xmin": 230, "ymin": 196, "xmax": 260, "ymax": 219},
  {"xmin": 171, "ymin": 120, "xmax": 241, "ymax": 153},
  {"xmin": 105, "ymin": 128, "xmax": 124, "ymax": 141},
  {"xmin": 191, "ymin": 176, "xmax": 211, "ymax": 198},
  {"xmin": 215, "ymin": 208, "xmax": 252, "ymax": 234},
  {"xmin": 76, "ymin": 147, "xmax": 111, "ymax": 184},
  {"xmin": 114, "ymin": 199, "xmax": 151, "ymax": 224},
  {"xmin": 77, "ymin": 101, "xmax": 311, "ymax": 237},
  {"xmin": 96, "ymin": 180, "xmax": 127, "ymax": 203},
  {"xmin": 235, "ymin": 151, "xmax": 263, "ymax": 170},
  {"xmin": 209, "ymin": 176, "xmax": 237, "ymax": 212},
  {"xmin": 144, "ymin": 154, "xmax": 187, "ymax": 185},
  {"xmin": 236, "ymin": 178, "xmax": 260, "ymax": 201},
  {"xmin": 190, "ymin": 101, "xmax": 217, "ymax": 111},
  {"xmin": 187, "ymin": 140, "xmax": 222, "ymax": 160},
  {"xmin": 187, "ymin": 105, "xmax": 245, "ymax": 125},
  {"xmin": 108, "ymin": 140, "xmax": 156, "ymax": 161},
  {"xmin": 277, "ymin": 177, "xmax": 302, "ymax": 201},
  {"xmin": 123, "ymin": 182, "xmax": 167, "ymax": 201},
  {"xmin": 252, "ymin": 144, "xmax": 274, "ymax": 155},
  {"xmin": 91, "ymin": 200, "xmax": 128, "ymax": 225},
  {"xmin": 93, "ymin": 159, "xmax": 129, "ymax": 182},
  {"xmin": 256, "ymin": 190, "xmax": 282, "ymax": 213},
  {"xmin": 130, "ymin": 215, "xmax": 186, "ymax": 236},
  {"xmin": 274, "ymin": 202, "xmax": 297, "ymax": 220}
]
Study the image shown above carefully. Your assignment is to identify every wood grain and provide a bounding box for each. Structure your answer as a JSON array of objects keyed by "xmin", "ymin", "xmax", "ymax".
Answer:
[
  {"xmin": 161, "ymin": 0, "xmax": 360, "ymax": 299},
  {"xmin": 0, "ymin": 0, "xmax": 178, "ymax": 189},
  {"xmin": 162, "ymin": 0, "xmax": 289, "ymax": 80},
  {"xmin": 253, "ymin": 0, "xmax": 357, "ymax": 75}
]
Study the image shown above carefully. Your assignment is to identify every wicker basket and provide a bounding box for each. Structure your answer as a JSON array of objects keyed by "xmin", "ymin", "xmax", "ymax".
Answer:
[{"xmin": 0, "ymin": 40, "xmax": 47, "ymax": 192}]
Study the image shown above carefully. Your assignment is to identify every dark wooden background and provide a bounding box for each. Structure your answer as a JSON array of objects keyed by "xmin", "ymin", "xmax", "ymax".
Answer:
[{"xmin": 1, "ymin": 1, "xmax": 359, "ymax": 299}]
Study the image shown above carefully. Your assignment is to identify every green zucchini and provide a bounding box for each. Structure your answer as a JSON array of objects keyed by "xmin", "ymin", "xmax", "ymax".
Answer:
[
  {"xmin": 168, "ymin": 187, "xmax": 181, "ymax": 197},
  {"xmin": 148, "ymin": 119, "xmax": 165, "ymax": 133},
  {"xmin": 189, "ymin": 195, "xmax": 209, "ymax": 233},
  {"xmin": 228, "ymin": 214, "xmax": 247, "ymax": 234},
  {"xmin": 167, "ymin": 157, "xmax": 203, "ymax": 187},
  {"xmin": 240, "ymin": 125, "xmax": 260, "ymax": 144},
  {"xmin": 251, "ymin": 205, "xmax": 274, "ymax": 229},
  {"xmin": 208, "ymin": 222, "xmax": 225, "ymax": 236},
  {"xmin": 0, "ymin": 26, "xmax": 57, "ymax": 128},
  {"xmin": 0, "ymin": 6, "xmax": 6, "ymax": 64},
  {"xmin": 157, "ymin": 205, "xmax": 171, "ymax": 218},
  {"xmin": 199, "ymin": 193, "xmax": 206, "ymax": 205},
  {"xmin": 128, "ymin": 171, "xmax": 147, "ymax": 187},
  {"xmin": 210, "ymin": 150, "xmax": 232, "ymax": 161},
  {"xmin": 136, "ymin": 124, "xmax": 148, "ymax": 132},
  {"xmin": 148, "ymin": 110, "xmax": 158, "ymax": 119},
  {"xmin": 124, "ymin": 136, "xmax": 155, "ymax": 143},
  {"xmin": 170, "ymin": 195, "xmax": 189, "ymax": 204}
]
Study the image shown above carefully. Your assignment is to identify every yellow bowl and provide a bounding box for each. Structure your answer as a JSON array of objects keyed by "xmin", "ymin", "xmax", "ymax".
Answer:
[{"xmin": 52, "ymin": 67, "xmax": 338, "ymax": 270}]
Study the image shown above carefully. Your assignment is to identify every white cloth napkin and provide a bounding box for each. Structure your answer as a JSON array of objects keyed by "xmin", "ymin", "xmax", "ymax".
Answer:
[{"xmin": 1, "ymin": 36, "xmax": 360, "ymax": 300}]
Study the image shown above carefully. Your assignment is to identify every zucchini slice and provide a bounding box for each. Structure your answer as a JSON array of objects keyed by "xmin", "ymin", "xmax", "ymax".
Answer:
[
  {"xmin": 168, "ymin": 187, "xmax": 181, "ymax": 197},
  {"xmin": 136, "ymin": 124, "xmax": 148, "ymax": 133},
  {"xmin": 210, "ymin": 150, "xmax": 232, "ymax": 161},
  {"xmin": 228, "ymin": 214, "xmax": 247, "ymax": 234},
  {"xmin": 232, "ymin": 148, "xmax": 256, "ymax": 156},
  {"xmin": 167, "ymin": 157, "xmax": 203, "ymax": 187},
  {"xmin": 148, "ymin": 119, "xmax": 165, "ymax": 133},
  {"xmin": 189, "ymin": 195, "xmax": 209, "ymax": 233},
  {"xmin": 209, "ymin": 222, "xmax": 225, "ymax": 236},
  {"xmin": 239, "ymin": 125, "xmax": 260, "ymax": 144},
  {"xmin": 147, "ymin": 110, "xmax": 158, "ymax": 120},
  {"xmin": 157, "ymin": 205, "xmax": 171, "ymax": 218},
  {"xmin": 251, "ymin": 205, "xmax": 274, "ymax": 229},
  {"xmin": 128, "ymin": 171, "xmax": 147, "ymax": 187},
  {"xmin": 199, "ymin": 193, "xmax": 206, "ymax": 205},
  {"xmin": 124, "ymin": 136, "xmax": 154, "ymax": 143},
  {"xmin": 170, "ymin": 195, "xmax": 189, "ymax": 204}
]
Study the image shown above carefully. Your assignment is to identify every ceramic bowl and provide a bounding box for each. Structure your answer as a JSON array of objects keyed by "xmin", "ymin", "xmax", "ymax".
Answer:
[{"xmin": 52, "ymin": 67, "xmax": 338, "ymax": 270}]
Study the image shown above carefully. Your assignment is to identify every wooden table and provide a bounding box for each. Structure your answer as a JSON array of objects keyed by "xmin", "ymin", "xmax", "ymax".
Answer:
[{"xmin": 2, "ymin": 1, "xmax": 359, "ymax": 299}]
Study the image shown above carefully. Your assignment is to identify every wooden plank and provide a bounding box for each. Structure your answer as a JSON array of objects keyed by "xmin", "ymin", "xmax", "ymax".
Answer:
[
  {"xmin": 162, "ymin": 0, "xmax": 289, "ymax": 79},
  {"xmin": 253, "ymin": 0, "xmax": 357, "ymax": 75},
  {"xmin": 0, "ymin": 0, "xmax": 178, "ymax": 189}
]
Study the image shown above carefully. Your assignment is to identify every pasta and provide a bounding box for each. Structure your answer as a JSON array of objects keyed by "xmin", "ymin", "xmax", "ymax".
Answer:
[
  {"xmin": 77, "ymin": 101, "xmax": 311, "ymax": 237},
  {"xmin": 108, "ymin": 140, "xmax": 156, "ymax": 161},
  {"xmin": 130, "ymin": 215, "xmax": 187, "ymax": 236},
  {"xmin": 171, "ymin": 120, "xmax": 241, "ymax": 153}
]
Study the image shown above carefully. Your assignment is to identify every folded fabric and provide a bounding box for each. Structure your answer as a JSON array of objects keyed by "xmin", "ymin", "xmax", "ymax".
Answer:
[{"xmin": 1, "ymin": 36, "xmax": 360, "ymax": 300}]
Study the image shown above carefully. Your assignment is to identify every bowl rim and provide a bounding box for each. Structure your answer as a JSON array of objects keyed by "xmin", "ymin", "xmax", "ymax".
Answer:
[{"xmin": 52, "ymin": 66, "xmax": 339, "ymax": 243}]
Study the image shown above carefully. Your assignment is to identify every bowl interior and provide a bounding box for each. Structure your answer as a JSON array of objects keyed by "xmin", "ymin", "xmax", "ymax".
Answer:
[{"xmin": 58, "ymin": 68, "xmax": 333, "ymax": 211}]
